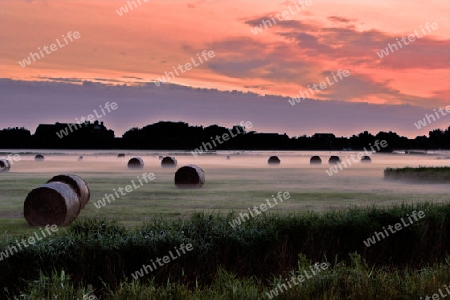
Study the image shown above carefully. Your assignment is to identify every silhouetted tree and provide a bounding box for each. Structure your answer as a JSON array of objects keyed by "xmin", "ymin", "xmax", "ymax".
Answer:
[
  {"xmin": 0, "ymin": 127, "xmax": 31, "ymax": 148},
  {"xmin": 2, "ymin": 122, "xmax": 450, "ymax": 150}
]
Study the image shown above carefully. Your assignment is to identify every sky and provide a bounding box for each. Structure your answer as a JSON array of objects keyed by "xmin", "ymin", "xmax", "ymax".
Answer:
[{"xmin": 0, "ymin": 0, "xmax": 449, "ymax": 138}]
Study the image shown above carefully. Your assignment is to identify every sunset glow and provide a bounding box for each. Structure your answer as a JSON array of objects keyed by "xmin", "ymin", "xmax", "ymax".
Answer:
[{"xmin": 0, "ymin": 0, "xmax": 449, "ymax": 137}]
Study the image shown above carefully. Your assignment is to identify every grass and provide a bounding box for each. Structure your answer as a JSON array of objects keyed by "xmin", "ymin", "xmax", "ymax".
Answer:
[
  {"xmin": 384, "ymin": 166, "xmax": 450, "ymax": 183},
  {"xmin": 9, "ymin": 260, "xmax": 450, "ymax": 299},
  {"xmin": 1, "ymin": 167, "xmax": 448, "ymax": 233},
  {"xmin": 1, "ymin": 202, "xmax": 450, "ymax": 299}
]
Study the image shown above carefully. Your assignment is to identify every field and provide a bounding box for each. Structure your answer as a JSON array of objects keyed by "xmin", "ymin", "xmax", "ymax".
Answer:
[
  {"xmin": 1, "ymin": 151, "xmax": 450, "ymax": 299},
  {"xmin": 1, "ymin": 151, "xmax": 449, "ymax": 230}
]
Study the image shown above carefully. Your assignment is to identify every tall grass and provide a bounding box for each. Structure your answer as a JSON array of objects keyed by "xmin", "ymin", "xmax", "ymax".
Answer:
[
  {"xmin": 2, "ymin": 202, "xmax": 450, "ymax": 298},
  {"xmin": 10, "ymin": 256, "xmax": 450, "ymax": 299}
]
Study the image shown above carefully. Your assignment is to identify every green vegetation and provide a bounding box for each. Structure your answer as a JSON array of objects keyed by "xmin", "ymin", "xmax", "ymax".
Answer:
[
  {"xmin": 384, "ymin": 166, "xmax": 450, "ymax": 183},
  {"xmin": 9, "ymin": 260, "xmax": 450, "ymax": 299},
  {"xmin": 2, "ymin": 202, "xmax": 450, "ymax": 299}
]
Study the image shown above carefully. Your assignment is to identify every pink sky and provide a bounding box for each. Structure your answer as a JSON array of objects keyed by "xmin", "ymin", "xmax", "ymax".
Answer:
[{"xmin": 0, "ymin": 0, "xmax": 449, "ymax": 137}]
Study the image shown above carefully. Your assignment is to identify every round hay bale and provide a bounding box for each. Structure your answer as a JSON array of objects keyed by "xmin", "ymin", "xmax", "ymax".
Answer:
[
  {"xmin": 361, "ymin": 155, "xmax": 372, "ymax": 163},
  {"xmin": 161, "ymin": 156, "xmax": 177, "ymax": 168},
  {"xmin": 310, "ymin": 156, "xmax": 322, "ymax": 164},
  {"xmin": 47, "ymin": 174, "xmax": 90, "ymax": 209},
  {"xmin": 328, "ymin": 156, "xmax": 341, "ymax": 164},
  {"xmin": 78, "ymin": 156, "xmax": 83, "ymax": 161},
  {"xmin": 174, "ymin": 165, "xmax": 205, "ymax": 188},
  {"xmin": 117, "ymin": 153, "xmax": 125, "ymax": 158},
  {"xmin": 128, "ymin": 157, "xmax": 144, "ymax": 169},
  {"xmin": 0, "ymin": 159, "xmax": 11, "ymax": 172},
  {"xmin": 226, "ymin": 155, "xmax": 230, "ymax": 160},
  {"xmin": 24, "ymin": 182, "xmax": 81, "ymax": 226},
  {"xmin": 35, "ymin": 154, "xmax": 45, "ymax": 161},
  {"xmin": 268, "ymin": 156, "xmax": 280, "ymax": 165}
]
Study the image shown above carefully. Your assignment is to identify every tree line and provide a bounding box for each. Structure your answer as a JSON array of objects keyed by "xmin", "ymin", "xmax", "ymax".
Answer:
[{"xmin": 0, "ymin": 121, "xmax": 449, "ymax": 150}]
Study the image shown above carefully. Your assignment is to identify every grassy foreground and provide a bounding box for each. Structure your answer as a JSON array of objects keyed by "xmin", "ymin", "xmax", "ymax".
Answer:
[
  {"xmin": 10, "ymin": 259, "xmax": 450, "ymax": 299},
  {"xmin": 384, "ymin": 166, "xmax": 450, "ymax": 183},
  {"xmin": 1, "ymin": 202, "xmax": 450, "ymax": 299}
]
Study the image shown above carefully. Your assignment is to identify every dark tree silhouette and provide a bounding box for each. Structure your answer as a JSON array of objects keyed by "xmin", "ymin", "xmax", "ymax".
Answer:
[{"xmin": 1, "ymin": 122, "xmax": 450, "ymax": 151}]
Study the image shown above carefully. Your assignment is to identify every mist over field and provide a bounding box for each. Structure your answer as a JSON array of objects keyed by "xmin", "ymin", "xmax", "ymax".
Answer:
[{"xmin": 1, "ymin": 150, "xmax": 449, "ymax": 222}]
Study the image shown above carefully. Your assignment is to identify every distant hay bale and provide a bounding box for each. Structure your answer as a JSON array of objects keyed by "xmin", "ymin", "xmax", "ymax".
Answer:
[
  {"xmin": 35, "ymin": 154, "xmax": 45, "ymax": 161},
  {"xmin": 174, "ymin": 165, "xmax": 205, "ymax": 188},
  {"xmin": 0, "ymin": 159, "xmax": 10, "ymax": 172},
  {"xmin": 47, "ymin": 174, "xmax": 90, "ymax": 209},
  {"xmin": 310, "ymin": 156, "xmax": 322, "ymax": 164},
  {"xmin": 117, "ymin": 153, "xmax": 125, "ymax": 158},
  {"xmin": 268, "ymin": 156, "xmax": 280, "ymax": 165},
  {"xmin": 161, "ymin": 156, "xmax": 177, "ymax": 168},
  {"xmin": 78, "ymin": 156, "xmax": 83, "ymax": 161},
  {"xmin": 128, "ymin": 157, "xmax": 144, "ymax": 169},
  {"xmin": 226, "ymin": 155, "xmax": 230, "ymax": 160},
  {"xmin": 24, "ymin": 182, "xmax": 81, "ymax": 226},
  {"xmin": 361, "ymin": 156, "xmax": 372, "ymax": 163},
  {"xmin": 328, "ymin": 156, "xmax": 341, "ymax": 164}
]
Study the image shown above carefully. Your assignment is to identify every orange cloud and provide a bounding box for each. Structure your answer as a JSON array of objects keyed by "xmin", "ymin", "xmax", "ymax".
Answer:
[{"xmin": 0, "ymin": 0, "xmax": 448, "ymax": 108}]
